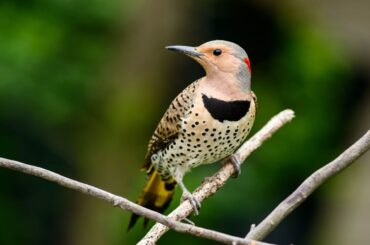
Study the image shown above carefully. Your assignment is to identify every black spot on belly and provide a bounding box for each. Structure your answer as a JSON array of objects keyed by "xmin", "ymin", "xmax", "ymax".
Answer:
[{"xmin": 202, "ymin": 94, "xmax": 250, "ymax": 122}]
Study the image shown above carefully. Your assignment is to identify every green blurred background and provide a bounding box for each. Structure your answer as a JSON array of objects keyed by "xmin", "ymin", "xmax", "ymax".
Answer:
[{"xmin": 0, "ymin": 0, "xmax": 369, "ymax": 244}]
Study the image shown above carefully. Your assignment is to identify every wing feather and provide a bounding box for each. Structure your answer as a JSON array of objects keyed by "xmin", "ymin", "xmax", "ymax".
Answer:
[{"xmin": 142, "ymin": 79, "xmax": 200, "ymax": 170}]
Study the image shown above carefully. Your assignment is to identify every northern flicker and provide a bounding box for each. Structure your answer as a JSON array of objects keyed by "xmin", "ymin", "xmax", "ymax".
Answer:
[{"xmin": 128, "ymin": 40, "xmax": 257, "ymax": 229}]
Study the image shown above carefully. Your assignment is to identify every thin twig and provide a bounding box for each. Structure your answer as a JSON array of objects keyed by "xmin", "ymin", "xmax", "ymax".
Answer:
[
  {"xmin": 0, "ymin": 110, "xmax": 294, "ymax": 245},
  {"xmin": 245, "ymin": 130, "xmax": 370, "ymax": 241},
  {"xmin": 138, "ymin": 109, "xmax": 295, "ymax": 244},
  {"xmin": 0, "ymin": 157, "xmax": 273, "ymax": 245}
]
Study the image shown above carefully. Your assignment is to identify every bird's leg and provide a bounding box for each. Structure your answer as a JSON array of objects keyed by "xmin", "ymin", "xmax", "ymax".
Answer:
[
  {"xmin": 227, "ymin": 154, "xmax": 241, "ymax": 178},
  {"xmin": 177, "ymin": 180, "xmax": 201, "ymax": 215}
]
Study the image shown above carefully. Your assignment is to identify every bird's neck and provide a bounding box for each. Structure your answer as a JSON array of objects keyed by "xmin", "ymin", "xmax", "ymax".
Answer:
[
  {"xmin": 204, "ymin": 63, "xmax": 251, "ymax": 92},
  {"xmin": 201, "ymin": 73, "xmax": 251, "ymax": 101}
]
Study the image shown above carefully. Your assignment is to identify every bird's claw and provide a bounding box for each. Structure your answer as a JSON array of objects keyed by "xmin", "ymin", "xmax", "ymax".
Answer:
[
  {"xmin": 181, "ymin": 191, "xmax": 201, "ymax": 215},
  {"xmin": 229, "ymin": 155, "xmax": 241, "ymax": 178}
]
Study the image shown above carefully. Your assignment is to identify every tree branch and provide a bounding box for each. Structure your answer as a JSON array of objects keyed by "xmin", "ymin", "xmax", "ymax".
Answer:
[
  {"xmin": 0, "ymin": 110, "xmax": 294, "ymax": 245},
  {"xmin": 0, "ymin": 110, "xmax": 297, "ymax": 245},
  {"xmin": 138, "ymin": 109, "xmax": 295, "ymax": 244},
  {"xmin": 2, "ymin": 110, "xmax": 364, "ymax": 244},
  {"xmin": 246, "ymin": 130, "xmax": 370, "ymax": 241},
  {"xmin": 0, "ymin": 157, "xmax": 273, "ymax": 245}
]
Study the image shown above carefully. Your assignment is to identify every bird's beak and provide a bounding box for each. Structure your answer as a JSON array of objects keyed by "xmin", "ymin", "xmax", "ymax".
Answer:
[{"xmin": 165, "ymin": 45, "xmax": 203, "ymax": 58}]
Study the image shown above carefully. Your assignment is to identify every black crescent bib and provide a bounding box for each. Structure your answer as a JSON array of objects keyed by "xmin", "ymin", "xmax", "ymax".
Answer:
[{"xmin": 202, "ymin": 94, "xmax": 250, "ymax": 122}]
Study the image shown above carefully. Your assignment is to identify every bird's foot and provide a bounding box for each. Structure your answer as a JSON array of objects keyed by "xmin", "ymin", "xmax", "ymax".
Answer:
[
  {"xmin": 229, "ymin": 155, "xmax": 241, "ymax": 178},
  {"xmin": 181, "ymin": 190, "xmax": 201, "ymax": 215}
]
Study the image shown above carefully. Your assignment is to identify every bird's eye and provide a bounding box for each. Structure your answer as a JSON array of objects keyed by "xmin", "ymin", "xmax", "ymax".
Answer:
[{"xmin": 213, "ymin": 49, "xmax": 222, "ymax": 56}]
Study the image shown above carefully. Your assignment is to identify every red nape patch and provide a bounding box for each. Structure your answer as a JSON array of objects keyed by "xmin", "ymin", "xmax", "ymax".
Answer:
[{"xmin": 243, "ymin": 57, "xmax": 252, "ymax": 75}]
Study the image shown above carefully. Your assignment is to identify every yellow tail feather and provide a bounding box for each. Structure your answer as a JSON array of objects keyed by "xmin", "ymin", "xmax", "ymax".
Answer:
[{"xmin": 128, "ymin": 168, "xmax": 176, "ymax": 230}]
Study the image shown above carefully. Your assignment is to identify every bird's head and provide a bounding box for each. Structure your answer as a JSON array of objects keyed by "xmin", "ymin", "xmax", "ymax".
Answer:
[{"xmin": 166, "ymin": 40, "xmax": 251, "ymax": 90}]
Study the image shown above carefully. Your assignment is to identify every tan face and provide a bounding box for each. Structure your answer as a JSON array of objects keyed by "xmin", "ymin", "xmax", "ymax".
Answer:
[
  {"xmin": 166, "ymin": 41, "xmax": 251, "ymax": 81},
  {"xmin": 194, "ymin": 43, "xmax": 243, "ymax": 74}
]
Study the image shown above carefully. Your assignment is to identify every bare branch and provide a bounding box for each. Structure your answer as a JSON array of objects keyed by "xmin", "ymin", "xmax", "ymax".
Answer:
[
  {"xmin": 0, "ymin": 109, "xmax": 295, "ymax": 245},
  {"xmin": 0, "ymin": 157, "xmax": 274, "ymax": 245},
  {"xmin": 246, "ymin": 130, "xmax": 370, "ymax": 241},
  {"xmin": 138, "ymin": 109, "xmax": 295, "ymax": 244}
]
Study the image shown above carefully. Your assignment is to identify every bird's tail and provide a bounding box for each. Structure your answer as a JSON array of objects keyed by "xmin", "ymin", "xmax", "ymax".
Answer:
[{"xmin": 128, "ymin": 166, "xmax": 176, "ymax": 230}]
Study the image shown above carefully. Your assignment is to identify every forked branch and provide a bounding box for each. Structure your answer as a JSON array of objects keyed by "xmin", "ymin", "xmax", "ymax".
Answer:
[
  {"xmin": 138, "ymin": 110, "xmax": 295, "ymax": 244},
  {"xmin": 0, "ymin": 110, "xmax": 296, "ymax": 245}
]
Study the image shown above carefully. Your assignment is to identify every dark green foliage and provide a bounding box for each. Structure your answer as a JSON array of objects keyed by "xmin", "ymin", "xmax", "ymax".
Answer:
[{"xmin": 0, "ymin": 0, "xmax": 362, "ymax": 245}]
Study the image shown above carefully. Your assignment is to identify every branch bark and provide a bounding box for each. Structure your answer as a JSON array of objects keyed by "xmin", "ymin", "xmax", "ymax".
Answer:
[
  {"xmin": 245, "ymin": 130, "xmax": 370, "ymax": 241},
  {"xmin": 0, "ymin": 109, "xmax": 296, "ymax": 245},
  {"xmin": 1, "ymin": 110, "xmax": 367, "ymax": 244},
  {"xmin": 138, "ymin": 109, "xmax": 295, "ymax": 244},
  {"xmin": 0, "ymin": 157, "xmax": 272, "ymax": 245}
]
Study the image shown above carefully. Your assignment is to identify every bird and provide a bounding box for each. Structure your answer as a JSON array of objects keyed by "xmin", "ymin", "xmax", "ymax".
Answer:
[{"xmin": 128, "ymin": 40, "xmax": 257, "ymax": 230}]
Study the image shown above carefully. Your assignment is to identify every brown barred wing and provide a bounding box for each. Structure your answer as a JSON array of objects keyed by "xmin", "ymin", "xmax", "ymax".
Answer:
[{"xmin": 142, "ymin": 79, "xmax": 200, "ymax": 170}]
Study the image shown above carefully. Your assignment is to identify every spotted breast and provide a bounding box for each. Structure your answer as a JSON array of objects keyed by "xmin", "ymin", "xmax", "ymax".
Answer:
[{"xmin": 155, "ymin": 84, "xmax": 256, "ymax": 179}]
